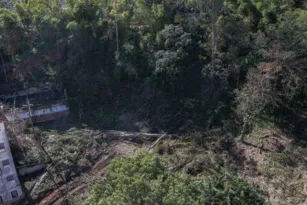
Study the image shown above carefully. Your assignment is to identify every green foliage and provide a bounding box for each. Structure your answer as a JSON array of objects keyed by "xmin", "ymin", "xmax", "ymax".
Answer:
[
  {"xmin": 269, "ymin": 149, "xmax": 304, "ymax": 167},
  {"xmin": 227, "ymin": 0, "xmax": 293, "ymax": 30},
  {"xmin": 25, "ymin": 127, "xmax": 107, "ymax": 166},
  {"xmin": 0, "ymin": 0, "xmax": 306, "ymax": 136},
  {"xmin": 2, "ymin": 1, "xmax": 307, "ymax": 202},
  {"xmin": 0, "ymin": 8, "xmax": 24, "ymax": 53},
  {"xmin": 154, "ymin": 24, "xmax": 203, "ymax": 96},
  {"xmin": 114, "ymin": 0, "xmax": 168, "ymax": 32},
  {"xmin": 85, "ymin": 153, "xmax": 265, "ymax": 205},
  {"xmin": 0, "ymin": 8, "xmax": 19, "ymax": 30},
  {"xmin": 0, "ymin": 0, "xmax": 10, "ymax": 8},
  {"xmin": 203, "ymin": 170, "xmax": 265, "ymax": 205},
  {"xmin": 235, "ymin": 6, "xmax": 307, "ymax": 136}
]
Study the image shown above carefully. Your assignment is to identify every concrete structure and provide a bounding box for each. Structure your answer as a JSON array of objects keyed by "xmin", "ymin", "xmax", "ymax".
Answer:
[
  {"xmin": 1, "ymin": 83, "xmax": 69, "ymax": 124},
  {"xmin": 0, "ymin": 85, "xmax": 69, "ymax": 204},
  {"xmin": 6, "ymin": 101, "xmax": 69, "ymax": 124},
  {"xmin": 0, "ymin": 122, "xmax": 24, "ymax": 204}
]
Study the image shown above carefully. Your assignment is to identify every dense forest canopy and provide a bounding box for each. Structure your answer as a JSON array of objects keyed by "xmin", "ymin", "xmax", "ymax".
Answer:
[
  {"xmin": 1, "ymin": 0, "xmax": 307, "ymax": 204},
  {"xmin": 1, "ymin": 0, "xmax": 306, "ymax": 132}
]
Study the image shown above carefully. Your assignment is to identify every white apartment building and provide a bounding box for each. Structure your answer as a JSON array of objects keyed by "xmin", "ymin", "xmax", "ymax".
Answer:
[{"xmin": 0, "ymin": 122, "xmax": 23, "ymax": 204}]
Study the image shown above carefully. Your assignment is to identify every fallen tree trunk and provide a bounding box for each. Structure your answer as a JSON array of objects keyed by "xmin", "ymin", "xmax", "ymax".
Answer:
[
  {"xmin": 147, "ymin": 133, "xmax": 167, "ymax": 152},
  {"xmin": 103, "ymin": 130, "xmax": 178, "ymax": 142}
]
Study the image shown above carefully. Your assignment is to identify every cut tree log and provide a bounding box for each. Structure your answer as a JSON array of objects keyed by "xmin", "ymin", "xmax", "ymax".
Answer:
[{"xmin": 103, "ymin": 130, "xmax": 178, "ymax": 142}]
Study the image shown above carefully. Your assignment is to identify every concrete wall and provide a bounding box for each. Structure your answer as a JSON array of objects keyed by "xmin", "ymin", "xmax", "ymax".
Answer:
[
  {"xmin": 14, "ymin": 103, "xmax": 69, "ymax": 120},
  {"xmin": 7, "ymin": 102, "xmax": 70, "ymax": 123}
]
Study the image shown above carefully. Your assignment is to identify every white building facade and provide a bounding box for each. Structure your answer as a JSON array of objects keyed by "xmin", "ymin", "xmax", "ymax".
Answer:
[{"xmin": 0, "ymin": 122, "xmax": 23, "ymax": 204}]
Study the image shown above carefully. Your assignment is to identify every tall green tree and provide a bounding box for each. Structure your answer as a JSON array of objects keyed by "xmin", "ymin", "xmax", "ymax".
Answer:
[{"xmin": 154, "ymin": 24, "xmax": 203, "ymax": 98}]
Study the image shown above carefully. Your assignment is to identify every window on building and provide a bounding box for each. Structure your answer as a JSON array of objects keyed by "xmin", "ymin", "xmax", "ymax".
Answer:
[
  {"xmin": 11, "ymin": 190, "xmax": 18, "ymax": 198},
  {"xmin": 2, "ymin": 159, "xmax": 9, "ymax": 167},
  {"xmin": 7, "ymin": 175, "xmax": 14, "ymax": 182},
  {"xmin": 0, "ymin": 143, "xmax": 4, "ymax": 149},
  {"xmin": 0, "ymin": 196, "xmax": 3, "ymax": 204}
]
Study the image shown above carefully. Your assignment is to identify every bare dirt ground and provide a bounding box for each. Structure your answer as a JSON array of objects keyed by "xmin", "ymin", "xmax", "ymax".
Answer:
[{"xmin": 232, "ymin": 129, "xmax": 307, "ymax": 205}]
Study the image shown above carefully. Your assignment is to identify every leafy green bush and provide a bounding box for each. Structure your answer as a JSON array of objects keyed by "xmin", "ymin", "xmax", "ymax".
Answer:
[
  {"xmin": 85, "ymin": 153, "xmax": 265, "ymax": 205},
  {"xmin": 203, "ymin": 170, "xmax": 265, "ymax": 205},
  {"xmin": 269, "ymin": 150, "xmax": 304, "ymax": 167}
]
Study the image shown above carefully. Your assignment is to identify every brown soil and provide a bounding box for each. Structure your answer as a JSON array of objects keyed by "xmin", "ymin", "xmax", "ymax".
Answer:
[{"xmin": 232, "ymin": 129, "xmax": 307, "ymax": 205}]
